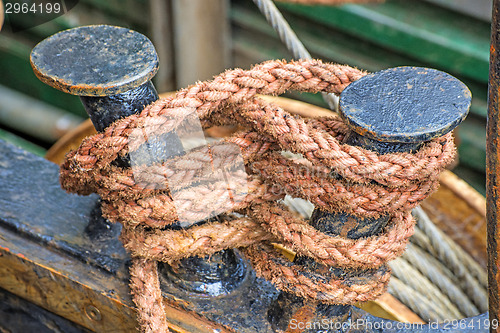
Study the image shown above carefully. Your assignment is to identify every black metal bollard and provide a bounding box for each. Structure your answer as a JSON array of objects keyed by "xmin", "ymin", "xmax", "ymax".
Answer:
[
  {"xmin": 268, "ymin": 67, "xmax": 471, "ymax": 332},
  {"xmin": 30, "ymin": 25, "xmax": 160, "ymax": 132},
  {"xmin": 30, "ymin": 25, "xmax": 246, "ymax": 296}
]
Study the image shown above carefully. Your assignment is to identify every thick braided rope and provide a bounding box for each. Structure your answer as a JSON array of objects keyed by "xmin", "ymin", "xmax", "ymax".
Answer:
[
  {"xmin": 248, "ymin": 202, "xmax": 415, "ymax": 268},
  {"xmin": 249, "ymin": 151, "xmax": 443, "ymax": 218},
  {"xmin": 120, "ymin": 217, "xmax": 277, "ymax": 264},
  {"xmin": 129, "ymin": 258, "xmax": 167, "ymax": 332},
  {"xmin": 244, "ymin": 244, "xmax": 391, "ymax": 304},
  {"xmin": 59, "ymin": 59, "xmax": 456, "ymax": 332},
  {"xmin": 68, "ymin": 129, "xmax": 447, "ymax": 229},
  {"xmin": 61, "ymin": 60, "xmax": 452, "ymax": 190}
]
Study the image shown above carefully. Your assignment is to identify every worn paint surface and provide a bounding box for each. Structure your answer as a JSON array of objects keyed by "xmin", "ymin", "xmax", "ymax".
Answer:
[
  {"xmin": 340, "ymin": 67, "xmax": 471, "ymax": 146},
  {"xmin": 487, "ymin": 0, "xmax": 500, "ymax": 331},
  {"xmin": 80, "ymin": 80, "xmax": 159, "ymax": 132},
  {"xmin": 421, "ymin": 174, "xmax": 488, "ymax": 269},
  {"xmin": 0, "ymin": 139, "xmax": 273, "ymax": 332},
  {"xmin": 0, "ymin": 287, "xmax": 91, "ymax": 333},
  {"xmin": 0, "ymin": 141, "xmax": 128, "ymax": 275},
  {"xmin": 269, "ymin": 66, "xmax": 472, "ymax": 331},
  {"xmin": 30, "ymin": 25, "xmax": 159, "ymax": 96}
]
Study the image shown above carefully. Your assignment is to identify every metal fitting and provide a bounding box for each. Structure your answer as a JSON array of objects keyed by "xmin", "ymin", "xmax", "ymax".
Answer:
[
  {"xmin": 268, "ymin": 66, "xmax": 471, "ymax": 332},
  {"xmin": 30, "ymin": 24, "xmax": 247, "ymax": 297}
]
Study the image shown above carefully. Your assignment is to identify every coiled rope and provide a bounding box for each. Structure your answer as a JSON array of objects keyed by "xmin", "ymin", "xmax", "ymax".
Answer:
[
  {"xmin": 252, "ymin": 0, "xmax": 486, "ymax": 324},
  {"xmin": 285, "ymin": 195, "xmax": 488, "ymax": 322},
  {"xmin": 59, "ymin": 59, "xmax": 455, "ymax": 333}
]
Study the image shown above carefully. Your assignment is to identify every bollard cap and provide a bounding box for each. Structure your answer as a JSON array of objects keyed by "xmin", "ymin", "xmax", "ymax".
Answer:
[
  {"xmin": 30, "ymin": 25, "xmax": 159, "ymax": 97},
  {"xmin": 339, "ymin": 67, "xmax": 471, "ymax": 143}
]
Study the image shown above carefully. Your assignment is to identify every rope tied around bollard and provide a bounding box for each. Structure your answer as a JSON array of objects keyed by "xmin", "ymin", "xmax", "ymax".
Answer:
[{"xmin": 59, "ymin": 59, "xmax": 456, "ymax": 333}]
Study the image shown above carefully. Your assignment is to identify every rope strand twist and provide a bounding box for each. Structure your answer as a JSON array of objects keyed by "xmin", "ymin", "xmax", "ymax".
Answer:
[{"xmin": 59, "ymin": 59, "xmax": 455, "ymax": 333}]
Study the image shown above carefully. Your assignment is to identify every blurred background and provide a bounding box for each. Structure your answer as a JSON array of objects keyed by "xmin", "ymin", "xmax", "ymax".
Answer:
[{"xmin": 0, "ymin": 0, "xmax": 492, "ymax": 194}]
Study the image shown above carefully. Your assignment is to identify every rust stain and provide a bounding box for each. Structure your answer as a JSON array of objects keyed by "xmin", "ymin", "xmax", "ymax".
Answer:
[
  {"xmin": 340, "ymin": 216, "xmax": 358, "ymax": 238},
  {"xmin": 486, "ymin": 2, "xmax": 500, "ymax": 329},
  {"xmin": 286, "ymin": 304, "xmax": 316, "ymax": 333}
]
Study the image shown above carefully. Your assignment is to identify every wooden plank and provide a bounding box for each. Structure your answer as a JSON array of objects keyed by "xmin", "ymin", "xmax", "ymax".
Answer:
[
  {"xmin": 421, "ymin": 172, "xmax": 488, "ymax": 269},
  {"xmin": 0, "ymin": 140, "xmax": 234, "ymax": 333},
  {"xmin": 0, "ymin": 226, "xmax": 226, "ymax": 333},
  {"xmin": 486, "ymin": 3, "xmax": 500, "ymax": 328},
  {"xmin": 0, "ymin": 287, "xmax": 91, "ymax": 333},
  {"xmin": 357, "ymin": 293, "xmax": 425, "ymax": 324}
]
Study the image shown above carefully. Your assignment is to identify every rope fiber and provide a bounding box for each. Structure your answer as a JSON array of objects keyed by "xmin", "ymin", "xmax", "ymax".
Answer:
[
  {"xmin": 59, "ymin": 59, "xmax": 456, "ymax": 333},
  {"xmin": 284, "ymin": 197, "xmax": 487, "ymax": 323}
]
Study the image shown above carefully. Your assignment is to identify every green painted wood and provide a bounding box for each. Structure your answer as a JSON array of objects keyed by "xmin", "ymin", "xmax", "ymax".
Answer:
[
  {"xmin": 231, "ymin": 3, "xmax": 489, "ymax": 118},
  {"xmin": 422, "ymin": 0, "xmax": 492, "ymax": 22},
  {"xmin": 232, "ymin": 5, "xmax": 427, "ymax": 70},
  {"xmin": 276, "ymin": 0, "xmax": 490, "ymax": 83}
]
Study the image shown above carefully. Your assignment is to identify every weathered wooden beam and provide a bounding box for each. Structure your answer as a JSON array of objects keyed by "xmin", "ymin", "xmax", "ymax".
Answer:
[
  {"xmin": 0, "ymin": 139, "xmax": 278, "ymax": 332},
  {"xmin": 487, "ymin": 0, "xmax": 500, "ymax": 330}
]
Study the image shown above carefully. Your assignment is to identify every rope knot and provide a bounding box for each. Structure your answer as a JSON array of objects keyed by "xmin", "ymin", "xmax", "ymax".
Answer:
[{"xmin": 59, "ymin": 59, "xmax": 455, "ymax": 332}]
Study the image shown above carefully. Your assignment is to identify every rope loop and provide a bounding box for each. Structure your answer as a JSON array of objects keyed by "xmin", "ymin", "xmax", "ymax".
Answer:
[{"xmin": 59, "ymin": 59, "xmax": 456, "ymax": 333}]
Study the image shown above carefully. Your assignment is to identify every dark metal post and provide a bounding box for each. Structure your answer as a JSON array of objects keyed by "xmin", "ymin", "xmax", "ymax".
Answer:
[
  {"xmin": 487, "ymin": 1, "xmax": 500, "ymax": 332},
  {"xmin": 30, "ymin": 25, "xmax": 160, "ymax": 132},
  {"xmin": 268, "ymin": 67, "xmax": 471, "ymax": 332},
  {"xmin": 31, "ymin": 25, "xmax": 167, "ymax": 241},
  {"xmin": 30, "ymin": 25, "xmax": 246, "ymax": 296}
]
